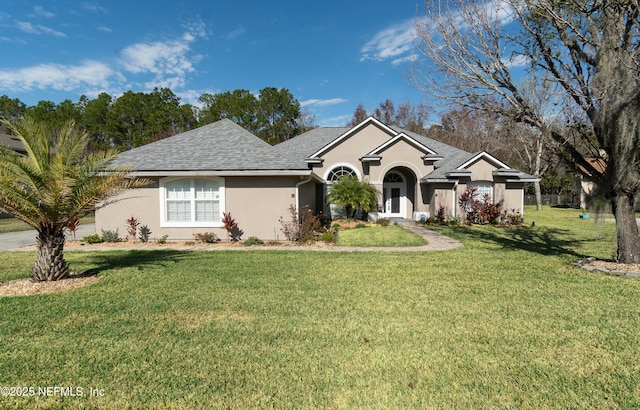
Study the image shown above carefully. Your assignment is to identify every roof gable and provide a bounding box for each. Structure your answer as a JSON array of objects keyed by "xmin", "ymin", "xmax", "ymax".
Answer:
[
  {"xmin": 363, "ymin": 132, "xmax": 438, "ymax": 159},
  {"xmin": 308, "ymin": 117, "xmax": 396, "ymax": 159},
  {"xmin": 457, "ymin": 151, "xmax": 510, "ymax": 171}
]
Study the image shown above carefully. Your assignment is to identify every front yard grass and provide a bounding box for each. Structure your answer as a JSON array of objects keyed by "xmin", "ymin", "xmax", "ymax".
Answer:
[
  {"xmin": 336, "ymin": 224, "xmax": 427, "ymax": 247},
  {"xmin": 0, "ymin": 206, "xmax": 639, "ymax": 408}
]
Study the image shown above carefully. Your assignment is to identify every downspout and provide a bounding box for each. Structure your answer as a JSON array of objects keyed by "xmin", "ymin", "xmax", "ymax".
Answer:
[
  {"xmin": 452, "ymin": 180, "xmax": 459, "ymax": 218},
  {"xmin": 296, "ymin": 176, "xmax": 314, "ymax": 212}
]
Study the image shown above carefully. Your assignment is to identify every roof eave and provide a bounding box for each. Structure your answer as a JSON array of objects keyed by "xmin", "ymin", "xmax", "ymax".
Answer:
[{"xmin": 128, "ymin": 169, "xmax": 315, "ymax": 177}]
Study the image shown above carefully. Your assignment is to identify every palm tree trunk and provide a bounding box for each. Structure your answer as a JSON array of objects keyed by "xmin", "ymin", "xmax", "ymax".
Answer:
[{"xmin": 32, "ymin": 229, "xmax": 70, "ymax": 281}]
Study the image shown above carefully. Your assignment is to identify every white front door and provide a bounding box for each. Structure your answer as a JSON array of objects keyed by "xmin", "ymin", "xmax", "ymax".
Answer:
[{"xmin": 383, "ymin": 183, "xmax": 406, "ymax": 217}]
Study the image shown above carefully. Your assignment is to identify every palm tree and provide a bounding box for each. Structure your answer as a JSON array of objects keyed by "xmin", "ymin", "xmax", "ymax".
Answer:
[
  {"xmin": 326, "ymin": 175, "xmax": 379, "ymax": 219},
  {"xmin": 0, "ymin": 116, "xmax": 145, "ymax": 281}
]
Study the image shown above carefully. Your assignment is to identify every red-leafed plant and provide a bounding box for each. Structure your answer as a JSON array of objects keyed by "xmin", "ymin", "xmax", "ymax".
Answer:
[
  {"xmin": 126, "ymin": 216, "xmax": 140, "ymax": 242},
  {"xmin": 459, "ymin": 185, "xmax": 503, "ymax": 224},
  {"xmin": 221, "ymin": 212, "xmax": 240, "ymax": 241},
  {"xmin": 67, "ymin": 216, "xmax": 80, "ymax": 240}
]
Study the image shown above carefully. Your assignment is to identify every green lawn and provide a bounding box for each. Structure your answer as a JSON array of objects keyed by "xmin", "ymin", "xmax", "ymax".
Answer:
[
  {"xmin": 0, "ymin": 206, "xmax": 639, "ymax": 408},
  {"xmin": 336, "ymin": 224, "xmax": 427, "ymax": 247}
]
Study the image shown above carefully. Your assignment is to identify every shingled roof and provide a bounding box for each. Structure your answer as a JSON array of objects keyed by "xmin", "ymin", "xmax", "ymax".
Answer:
[
  {"xmin": 109, "ymin": 117, "xmax": 535, "ymax": 182},
  {"xmin": 110, "ymin": 119, "xmax": 301, "ymax": 172}
]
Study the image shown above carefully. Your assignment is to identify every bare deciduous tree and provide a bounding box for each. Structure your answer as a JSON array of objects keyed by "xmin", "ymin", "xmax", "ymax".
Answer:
[{"xmin": 412, "ymin": 0, "xmax": 640, "ymax": 263}]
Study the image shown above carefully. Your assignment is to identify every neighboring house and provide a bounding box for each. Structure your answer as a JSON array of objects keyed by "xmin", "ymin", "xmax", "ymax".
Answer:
[
  {"xmin": 0, "ymin": 133, "xmax": 26, "ymax": 217},
  {"xmin": 576, "ymin": 155, "xmax": 607, "ymax": 210},
  {"xmin": 0, "ymin": 133, "xmax": 26, "ymax": 155},
  {"xmin": 97, "ymin": 117, "xmax": 536, "ymax": 240}
]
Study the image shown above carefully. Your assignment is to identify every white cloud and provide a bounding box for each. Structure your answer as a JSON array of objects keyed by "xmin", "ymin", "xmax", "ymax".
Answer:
[
  {"xmin": 301, "ymin": 98, "xmax": 347, "ymax": 107},
  {"xmin": 227, "ymin": 26, "xmax": 246, "ymax": 40},
  {"xmin": 98, "ymin": 26, "xmax": 112, "ymax": 33},
  {"xmin": 318, "ymin": 114, "xmax": 351, "ymax": 127},
  {"xmin": 16, "ymin": 21, "xmax": 66, "ymax": 37},
  {"xmin": 501, "ymin": 54, "xmax": 529, "ymax": 68},
  {"xmin": 120, "ymin": 26, "xmax": 207, "ymax": 92},
  {"xmin": 121, "ymin": 40, "xmax": 194, "ymax": 76},
  {"xmin": 33, "ymin": 6, "xmax": 55, "ymax": 18},
  {"xmin": 392, "ymin": 53, "xmax": 417, "ymax": 66},
  {"xmin": 361, "ymin": 18, "xmax": 415, "ymax": 62},
  {"xmin": 0, "ymin": 61, "xmax": 117, "ymax": 92},
  {"xmin": 82, "ymin": 2, "xmax": 108, "ymax": 14},
  {"xmin": 0, "ymin": 22, "xmax": 208, "ymax": 98}
]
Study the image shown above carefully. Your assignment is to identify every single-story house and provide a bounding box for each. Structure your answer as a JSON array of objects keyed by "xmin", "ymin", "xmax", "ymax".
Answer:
[
  {"xmin": 97, "ymin": 117, "xmax": 536, "ymax": 240},
  {"xmin": 576, "ymin": 155, "xmax": 607, "ymax": 210}
]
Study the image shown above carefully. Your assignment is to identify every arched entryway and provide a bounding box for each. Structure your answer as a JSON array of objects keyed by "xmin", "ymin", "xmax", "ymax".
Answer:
[{"xmin": 381, "ymin": 167, "xmax": 416, "ymax": 219}]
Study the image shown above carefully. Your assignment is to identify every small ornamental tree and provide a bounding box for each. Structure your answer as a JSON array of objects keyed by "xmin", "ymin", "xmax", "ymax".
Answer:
[
  {"xmin": 326, "ymin": 175, "xmax": 379, "ymax": 219},
  {"xmin": 0, "ymin": 116, "xmax": 146, "ymax": 281}
]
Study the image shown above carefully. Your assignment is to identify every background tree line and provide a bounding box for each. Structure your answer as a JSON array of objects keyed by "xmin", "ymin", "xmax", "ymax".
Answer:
[{"xmin": 0, "ymin": 86, "xmax": 313, "ymax": 151}]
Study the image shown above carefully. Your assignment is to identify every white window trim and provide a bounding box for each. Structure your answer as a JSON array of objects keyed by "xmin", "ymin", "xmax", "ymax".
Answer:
[
  {"xmin": 159, "ymin": 177, "xmax": 225, "ymax": 228},
  {"xmin": 323, "ymin": 163, "xmax": 362, "ymax": 181},
  {"xmin": 473, "ymin": 182, "xmax": 494, "ymax": 203}
]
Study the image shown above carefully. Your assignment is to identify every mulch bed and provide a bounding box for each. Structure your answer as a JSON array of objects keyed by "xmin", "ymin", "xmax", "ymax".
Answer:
[{"xmin": 0, "ymin": 272, "xmax": 100, "ymax": 297}]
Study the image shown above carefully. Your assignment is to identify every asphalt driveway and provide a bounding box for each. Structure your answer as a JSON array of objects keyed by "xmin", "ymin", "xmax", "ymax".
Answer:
[{"xmin": 0, "ymin": 224, "xmax": 96, "ymax": 251}]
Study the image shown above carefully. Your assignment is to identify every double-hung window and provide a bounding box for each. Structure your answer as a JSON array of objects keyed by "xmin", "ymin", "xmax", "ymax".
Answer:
[
  {"xmin": 474, "ymin": 182, "xmax": 493, "ymax": 203},
  {"xmin": 161, "ymin": 178, "xmax": 224, "ymax": 227}
]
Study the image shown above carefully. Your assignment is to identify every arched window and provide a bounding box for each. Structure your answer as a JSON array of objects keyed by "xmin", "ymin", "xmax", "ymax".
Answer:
[
  {"xmin": 327, "ymin": 166, "xmax": 357, "ymax": 182},
  {"xmin": 383, "ymin": 172, "xmax": 404, "ymax": 183}
]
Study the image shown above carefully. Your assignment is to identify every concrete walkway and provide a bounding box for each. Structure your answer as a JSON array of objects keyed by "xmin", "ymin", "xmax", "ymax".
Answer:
[{"xmin": 7, "ymin": 221, "xmax": 462, "ymax": 253}]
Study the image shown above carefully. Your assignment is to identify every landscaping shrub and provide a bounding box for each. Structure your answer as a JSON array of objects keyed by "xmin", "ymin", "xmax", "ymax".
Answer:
[
  {"xmin": 300, "ymin": 208, "xmax": 323, "ymax": 242},
  {"xmin": 67, "ymin": 216, "xmax": 80, "ymax": 240},
  {"xmin": 279, "ymin": 205, "xmax": 328, "ymax": 242},
  {"xmin": 375, "ymin": 218, "xmax": 390, "ymax": 226},
  {"xmin": 138, "ymin": 225, "xmax": 152, "ymax": 243},
  {"xmin": 101, "ymin": 229, "xmax": 121, "ymax": 243},
  {"xmin": 244, "ymin": 236, "xmax": 264, "ymax": 246},
  {"xmin": 321, "ymin": 231, "xmax": 336, "ymax": 243},
  {"xmin": 355, "ymin": 223, "xmax": 367, "ymax": 229},
  {"xmin": 502, "ymin": 208, "xmax": 524, "ymax": 225},
  {"xmin": 156, "ymin": 234, "xmax": 168, "ymax": 244},
  {"xmin": 436, "ymin": 205, "xmax": 447, "ymax": 224},
  {"xmin": 193, "ymin": 232, "xmax": 220, "ymax": 243},
  {"xmin": 459, "ymin": 186, "xmax": 503, "ymax": 224},
  {"xmin": 82, "ymin": 233, "xmax": 103, "ymax": 244},
  {"xmin": 126, "ymin": 216, "xmax": 139, "ymax": 241},
  {"xmin": 222, "ymin": 212, "xmax": 242, "ymax": 241}
]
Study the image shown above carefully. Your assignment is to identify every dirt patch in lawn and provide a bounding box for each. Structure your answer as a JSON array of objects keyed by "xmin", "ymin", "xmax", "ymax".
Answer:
[{"xmin": 0, "ymin": 272, "xmax": 100, "ymax": 297}]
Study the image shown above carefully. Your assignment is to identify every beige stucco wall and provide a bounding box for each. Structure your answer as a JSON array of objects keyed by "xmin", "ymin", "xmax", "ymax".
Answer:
[
  {"xmin": 226, "ymin": 176, "xmax": 311, "ymax": 240},
  {"xmin": 315, "ymin": 127, "xmax": 441, "ymax": 219},
  {"xmin": 96, "ymin": 176, "xmax": 316, "ymax": 241},
  {"xmin": 432, "ymin": 184, "xmax": 457, "ymax": 219},
  {"xmin": 467, "ymin": 158, "xmax": 498, "ymax": 182},
  {"xmin": 96, "ymin": 180, "xmax": 163, "ymax": 238},
  {"xmin": 314, "ymin": 125, "xmax": 391, "ymax": 179}
]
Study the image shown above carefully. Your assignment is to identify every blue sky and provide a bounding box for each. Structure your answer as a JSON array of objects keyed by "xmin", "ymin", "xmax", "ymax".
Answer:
[{"xmin": 0, "ymin": 1, "xmax": 429, "ymax": 126}]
